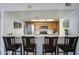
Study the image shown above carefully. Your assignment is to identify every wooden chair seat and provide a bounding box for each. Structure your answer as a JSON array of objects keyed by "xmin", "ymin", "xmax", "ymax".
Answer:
[
  {"xmin": 43, "ymin": 44, "xmax": 56, "ymax": 52},
  {"xmin": 58, "ymin": 44, "xmax": 75, "ymax": 52},
  {"xmin": 7, "ymin": 44, "xmax": 22, "ymax": 50},
  {"xmin": 24, "ymin": 44, "xmax": 36, "ymax": 52}
]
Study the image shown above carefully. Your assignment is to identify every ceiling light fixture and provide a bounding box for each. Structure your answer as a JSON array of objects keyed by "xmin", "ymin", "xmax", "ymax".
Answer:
[{"xmin": 31, "ymin": 19, "xmax": 54, "ymax": 21}]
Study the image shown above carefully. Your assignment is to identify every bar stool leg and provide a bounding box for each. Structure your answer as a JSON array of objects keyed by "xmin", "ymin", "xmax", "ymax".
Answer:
[
  {"xmin": 26, "ymin": 51, "xmax": 28, "ymax": 55},
  {"xmin": 20, "ymin": 46, "xmax": 22, "ymax": 55},
  {"xmin": 15, "ymin": 50, "xmax": 16, "ymax": 55},
  {"xmin": 73, "ymin": 51, "xmax": 75, "ymax": 55},
  {"xmin": 23, "ymin": 50, "xmax": 25, "ymax": 55},
  {"xmin": 55, "ymin": 51, "xmax": 56, "ymax": 55},
  {"xmin": 57, "ymin": 47, "xmax": 59, "ymax": 55},
  {"xmin": 12, "ymin": 51, "xmax": 14, "ymax": 55},
  {"xmin": 6, "ymin": 50, "xmax": 8, "ymax": 55}
]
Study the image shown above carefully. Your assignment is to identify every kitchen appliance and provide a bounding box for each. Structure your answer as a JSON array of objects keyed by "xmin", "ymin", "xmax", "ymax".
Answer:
[{"xmin": 40, "ymin": 26, "xmax": 48, "ymax": 34}]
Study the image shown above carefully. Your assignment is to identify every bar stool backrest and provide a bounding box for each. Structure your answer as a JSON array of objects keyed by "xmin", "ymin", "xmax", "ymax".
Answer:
[
  {"xmin": 3, "ymin": 36, "xmax": 15, "ymax": 48},
  {"xmin": 65, "ymin": 37, "xmax": 78, "ymax": 49},
  {"xmin": 22, "ymin": 36, "xmax": 35, "ymax": 47},
  {"xmin": 44, "ymin": 37, "xmax": 58, "ymax": 48}
]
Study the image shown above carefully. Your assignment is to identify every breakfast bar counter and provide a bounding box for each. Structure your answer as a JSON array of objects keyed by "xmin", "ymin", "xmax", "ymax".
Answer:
[{"xmin": 3, "ymin": 34, "xmax": 78, "ymax": 55}]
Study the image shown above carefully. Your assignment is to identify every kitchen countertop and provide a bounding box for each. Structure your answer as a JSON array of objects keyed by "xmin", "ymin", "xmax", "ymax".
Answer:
[{"xmin": 3, "ymin": 34, "xmax": 78, "ymax": 37}]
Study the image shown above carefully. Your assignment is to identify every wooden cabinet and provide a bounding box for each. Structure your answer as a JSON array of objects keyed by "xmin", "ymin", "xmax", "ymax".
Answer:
[
  {"xmin": 25, "ymin": 21, "xmax": 59, "ymax": 34},
  {"xmin": 52, "ymin": 22, "xmax": 57, "ymax": 29},
  {"xmin": 48, "ymin": 23, "xmax": 52, "ymax": 29}
]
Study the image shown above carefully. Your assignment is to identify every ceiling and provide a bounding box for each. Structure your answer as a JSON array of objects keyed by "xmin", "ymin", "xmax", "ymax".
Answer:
[
  {"xmin": 2, "ymin": 3, "xmax": 79, "ymax": 21},
  {"xmin": 0, "ymin": 3, "xmax": 79, "ymax": 11},
  {"xmin": 5, "ymin": 9, "xmax": 75, "ymax": 21}
]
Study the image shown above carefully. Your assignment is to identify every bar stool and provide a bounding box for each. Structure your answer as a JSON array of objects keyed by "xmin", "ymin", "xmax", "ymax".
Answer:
[
  {"xmin": 22, "ymin": 36, "xmax": 36, "ymax": 55},
  {"xmin": 57, "ymin": 36, "xmax": 78, "ymax": 55},
  {"xmin": 42, "ymin": 36, "xmax": 58, "ymax": 55},
  {"xmin": 3, "ymin": 36, "xmax": 22, "ymax": 55}
]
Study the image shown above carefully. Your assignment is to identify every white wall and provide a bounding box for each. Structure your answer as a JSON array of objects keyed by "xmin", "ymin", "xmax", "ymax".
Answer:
[
  {"xmin": 60, "ymin": 10, "xmax": 79, "ymax": 35},
  {"xmin": 3, "ymin": 12, "xmax": 24, "ymax": 35},
  {"xmin": 60, "ymin": 9, "xmax": 79, "ymax": 54},
  {"xmin": 0, "ymin": 14, "xmax": 1, "ymax": 51},
  {"xmin": 0, "ymin": 12, "xmax": 25, "ymax": 54}
]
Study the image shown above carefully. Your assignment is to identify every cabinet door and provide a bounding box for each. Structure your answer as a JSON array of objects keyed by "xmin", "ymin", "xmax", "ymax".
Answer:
[
  {"xmin": 48, "ymin": 23, "xmax": 52, "ymax": 29},
  {"xmin": 52, "ymin": 22, "xmax": 57, "ymax": 29}
]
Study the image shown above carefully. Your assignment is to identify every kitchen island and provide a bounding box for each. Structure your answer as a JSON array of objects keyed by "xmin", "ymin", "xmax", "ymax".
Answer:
[{"xmin": 4, "ymin": 34, "xmax": 78, "ymax": 55}]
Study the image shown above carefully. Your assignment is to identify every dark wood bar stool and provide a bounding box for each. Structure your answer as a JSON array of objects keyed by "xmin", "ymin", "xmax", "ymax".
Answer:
[
  {"xmin": 22, "ymin": 36, "xmax": 36, "ymax": 55},
  {"xmin": 3, "ymin": 36, "xmax": 22, "ymax": 55},
  {"xmin": 57, "ymin": 36, "xmax": 78, "ymax": 55},
  {"xmin": 42, "ymin": 36, "xmax": 58, "ymax": 55}
]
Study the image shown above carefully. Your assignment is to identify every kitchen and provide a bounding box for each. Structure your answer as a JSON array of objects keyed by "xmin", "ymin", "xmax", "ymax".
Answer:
[{"xmin": 24, "ymin": 19, "xmax": 59, "ymax": 35}]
